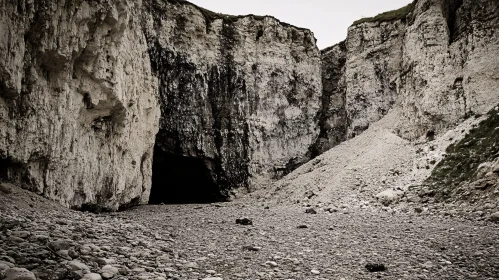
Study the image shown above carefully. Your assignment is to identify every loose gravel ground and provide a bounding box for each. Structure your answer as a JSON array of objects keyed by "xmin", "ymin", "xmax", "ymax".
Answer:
[{"xmin": 1, "ymin": 185, "xmax": 499, "ymax": 280}]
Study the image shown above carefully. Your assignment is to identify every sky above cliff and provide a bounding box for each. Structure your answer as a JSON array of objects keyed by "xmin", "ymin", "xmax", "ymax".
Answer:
[{"xmin": 188, "ymin": 0, "xmax": 413, "ymax": 49}]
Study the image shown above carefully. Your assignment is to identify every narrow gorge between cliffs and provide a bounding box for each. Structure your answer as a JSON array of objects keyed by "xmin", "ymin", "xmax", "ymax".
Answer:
[{"xmin": 1, "ymin": 0, "xmax": 499, "ymax": 279}]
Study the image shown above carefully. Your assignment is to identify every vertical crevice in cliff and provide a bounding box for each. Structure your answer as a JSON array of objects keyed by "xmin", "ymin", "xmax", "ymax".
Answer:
[
  {"xmin": 310, "ymin": 42, "xmax": 348, "ymax": 157},
  {"xmin": 443, "ymin": 0, "xmax": 464, "ymax": 43}
]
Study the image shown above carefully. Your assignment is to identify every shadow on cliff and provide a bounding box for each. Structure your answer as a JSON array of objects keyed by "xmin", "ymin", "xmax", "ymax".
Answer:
[{"xmin": 149, "ymin": 146, "xmax": 225, "ymax": 204}]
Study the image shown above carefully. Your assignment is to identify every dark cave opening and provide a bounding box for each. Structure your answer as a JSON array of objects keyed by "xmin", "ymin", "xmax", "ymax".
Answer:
[{"xmin": 149, "ymin": 146, "xmax": 225, "ymax": 204}]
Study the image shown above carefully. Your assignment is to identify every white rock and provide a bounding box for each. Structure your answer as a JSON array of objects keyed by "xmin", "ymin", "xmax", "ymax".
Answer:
[
  {"xmin": 68, "ymin": 260, "xmax": 90, "ymax": 272},
  {"xmin": 3, "ymin": 267, "xmax": 36, "ymax": 280},
  {"xmin": 376, "ymin": 189, "xmax": 404, "ymax": 206},
  {"xmin": 81, "ymin": 273, "xmax": 102, "ymax": 280}
]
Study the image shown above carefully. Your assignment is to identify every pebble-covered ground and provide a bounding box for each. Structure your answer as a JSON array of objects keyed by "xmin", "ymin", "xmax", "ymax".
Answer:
[{"xmin": 1, "ymin": 184, "xmax": 499, "ymax": 280}]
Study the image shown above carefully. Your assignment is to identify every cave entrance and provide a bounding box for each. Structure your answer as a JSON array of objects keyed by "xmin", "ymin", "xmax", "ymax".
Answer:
[{"xmin": 149, "ymin": 146, "xmax": 224, "ymax": 204}]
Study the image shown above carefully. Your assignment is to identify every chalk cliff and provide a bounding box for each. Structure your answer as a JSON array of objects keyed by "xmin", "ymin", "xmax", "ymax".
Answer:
[
  {"xmin": 1, "ymin": 0, "xmax": 497, "ymax": 209},
  {"xmin": 0, "ymin": 0, "xmax": 321, "ymax": 208},
  {"xmin": 0, "ymin": 0, "xmax": 159, "ymax": 211},
  {"xmin": 273, "ymin": 0, "xmax": 499, "ymax": 208},
  {"xmin": 143, "ymin": 0, "xmax": 321, "ymax": 197},
  {"xmin": 318, "ymin": 0, "xmax": 499, "ymax": 150}
]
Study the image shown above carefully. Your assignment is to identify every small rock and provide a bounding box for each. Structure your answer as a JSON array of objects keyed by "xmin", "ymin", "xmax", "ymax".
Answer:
[
  {"xmin": 206, "ymin": 270, "xmax": 216, "ymax": 274},
  {"xmin": 183, "ymin": 262, "xmax": 198, "ymax": 269},
  {"xmin": 242, "ymin": 245, "xmax": 260, "ymax": 251},
  {"xmin": 0, "ymin": 182, "xmax": 13, "ymax": 194},
  {"xmin": 376, "ymin": 189, "xmax": 404, "ymax": 206},
  {"xmin": 326, "ymin": 207, "xmax": 338, "ymax": 213},
  {"xmin": 81, "ymin": 273, "xmax": 102, "ymax": 280},
  {"xmin": 297, "ymin": 225, "xmax": 308, "ymax": 229},
  {"xmin": 68, "ymin": 260, "xmax": 90, "ymax": 272},
  {"xmin": 202, "ymin": 278, "xmax": 222, "ymax": 280},
  {"xmin": 305, "ymin": 208, "xmax": 317, "ymax": 214},
  {"xmin": 100, "ymin": 265, "xmax": 118, "ymax": 275},
  {"xmin": 3, "ymin": 267, "xmax": 36, "ymax": 280},
  {"xmin": 235, "ymin": 218, "xmax": 253, "ymax": 225},
  {"xmin": 489, "ymin": 212, "xmax": 499, "ymax": 222},
  {"xmin": 11, "ymin": 231, "xmax": 30, "ymax": 239},
  {"xmin": 56, "ymin": 250, "xmax": 72, "ymax": 260},
  {"xmin": 68, "ymin": 250, "xmax": 79, "ymax": 259},
  {"xmin": 311, "ymin": 269, "xmax": 320, "ymax": 275},
  {"xmin": 48, "ymin": 239, "xmax": 72, "ymax": 252},
  {"xmin": 365, "ymin": 263, "xmax": 386, "ymax": 272},
  {"xmin": 96, "ymin": 258, "xmax": 114, "ymax": 265},
  {"xmin": 100, "ymin": 272, "xmax": 113, "ymax": 279},
  {"xmin": 265, "ymin": 261, "xmax": 278, "ymax": 267}
]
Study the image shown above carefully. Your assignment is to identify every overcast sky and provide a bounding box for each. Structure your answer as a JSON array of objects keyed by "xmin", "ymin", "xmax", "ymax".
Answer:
[{"xmin": 188, "ymin": 0, "xmax": 412, "ymax": 49}]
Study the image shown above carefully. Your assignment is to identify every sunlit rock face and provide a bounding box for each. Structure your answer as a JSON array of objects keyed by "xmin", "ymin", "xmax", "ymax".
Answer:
[
  {"xmin": 0, "ymin": 0, "xmax": 160, "ymax": 211},
  {"xmin": 142, "ymin": 0, "xmax": 322, "ymax": 197}
]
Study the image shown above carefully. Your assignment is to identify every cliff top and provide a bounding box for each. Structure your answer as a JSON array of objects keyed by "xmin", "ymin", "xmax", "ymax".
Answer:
[
  {"xmin": 321, "ymin": 40, "xmax": 346, "ymax": 54},
  {"xmin": 351, "ymin": 1, "xmax": 416, "ymax": 26},
  {"xmin": 165, "ymin": 0, "xmax": 317, "ymax": 36}
]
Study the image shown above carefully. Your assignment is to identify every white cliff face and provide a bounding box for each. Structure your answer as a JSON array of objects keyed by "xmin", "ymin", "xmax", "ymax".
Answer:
[
  {"xmin": 397, "ymin": 0, "xmax": 499, "ymax": 139},
  {"xmin": 320, "ymin": 0, "xmax": 499, "ymax": 142},
  {"xmin": 271, "ymin": 0, "xmax": 499, "ymax": 207},
  {"xmin": 1, "ymin": 0, "xmax": 497, "ymax": 209},
  {"xmin": 0, "ymin": 0, "xmax": 159, "ymax": 210},
  {"xmin": 0, "ymin": 0, "xmax": 321, "ymax": 208},
  {"xmin": 143, "ymin": 0, "xmax": 322, "ymax": 195},
  {"xmin": 344, "ymin": 20, "xmax": 405, "ymax": 138}
]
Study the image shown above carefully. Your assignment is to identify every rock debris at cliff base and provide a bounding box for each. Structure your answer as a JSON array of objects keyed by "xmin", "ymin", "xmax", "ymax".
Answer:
[{"xmin": 1, "ymin": 185, "xmax": 499, "ymax": 280}]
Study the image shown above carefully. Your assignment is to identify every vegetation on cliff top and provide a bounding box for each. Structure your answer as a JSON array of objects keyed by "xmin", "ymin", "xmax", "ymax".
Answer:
[
  {"xmin": 352, "ymin": 1, "xmax": 416, "ymax": 26},
  {"xmin": 165, "ymin": 0, "xmax": 312, "ymax": 32}
]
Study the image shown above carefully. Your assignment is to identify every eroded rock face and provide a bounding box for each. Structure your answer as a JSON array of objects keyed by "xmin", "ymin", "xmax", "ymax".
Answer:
[
  {"xmin": 0, "ymin": 0, "xmax": 321, "ymax": 208},
  {"xmin": 344, "ymin": 20, "xmax": 405, "ymax": 138},
  {"xmin": 321, "ymin": 0, "xmax": 499, "ymax": 142},
  {"xmin": 397, "ymin": 0, "xmax": 499, "ymax": 139},
  {"xmin": 0, "ymin": 0, "xmax": 159, "ymax": 210},
  {"xmin": 143, "ymin": 0, "xmax": 322, "ymax": 196},
  {"xmin": 311, "ymin": 42, "xmax": 347, "ymax": 156}
]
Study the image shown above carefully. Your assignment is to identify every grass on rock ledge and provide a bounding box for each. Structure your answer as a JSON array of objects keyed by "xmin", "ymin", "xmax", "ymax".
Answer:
[{"xmin": 352, "ymin": 1, "xmax": 416, "ymax": 26}]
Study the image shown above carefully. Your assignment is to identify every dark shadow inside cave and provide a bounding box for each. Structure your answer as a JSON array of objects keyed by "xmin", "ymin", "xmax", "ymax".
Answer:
[{"xmin": 149, "ymin": 146, "xmax": 225, "ymax": 204}]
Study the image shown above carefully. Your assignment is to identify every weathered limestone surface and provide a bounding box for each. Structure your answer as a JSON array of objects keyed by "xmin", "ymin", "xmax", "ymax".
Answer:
[
  {"xmin": 143, "ymin": 0, "xmax": 322, "ymax": 195},
  {"xmin": 344, "ymin": 20, "xmax": 405, "ymax": 138},
  {"xmin": 321, "ymin": 0, "xmax": 499, "ymax": 142},
  {"xmin": 397, "ymin": 0, "xmax": 499, "ymax": 139},
  {"xmin": 0, "ymin": 0, "xmax": 321, "ymax": 207},
  {"xmin": 1, "ymin": 0, "xmax": 498, "ymax": 209},
  {"xmin": 0, "ymin": 0, "xmax": 159, "ymax": 210}
]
